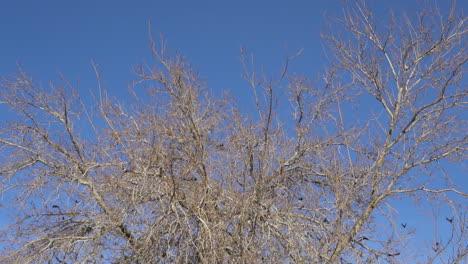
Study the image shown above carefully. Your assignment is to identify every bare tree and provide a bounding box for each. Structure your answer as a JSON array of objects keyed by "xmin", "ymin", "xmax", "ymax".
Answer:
[{"xmin": 0, "ymin": 1, "xmax": 466, "ymax": 263}]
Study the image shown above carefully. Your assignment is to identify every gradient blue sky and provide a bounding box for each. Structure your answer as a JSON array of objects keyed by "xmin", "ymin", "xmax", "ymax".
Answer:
[
  {"xmin": 1, "ymin": 0, "xmax": 436, "ymax": 98},
  {"xmin": 0, "ymin": 0, "xmax": 341, "ymax": 97},
  {"xmin": 1, "ymin": 0, "xmax": 466, "ymax": 261}
]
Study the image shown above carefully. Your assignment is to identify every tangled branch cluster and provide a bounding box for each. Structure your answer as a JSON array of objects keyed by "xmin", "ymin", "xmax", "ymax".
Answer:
[{"xmin": 0, "ymin": 1, "xmax": 466, "ymax": 263}]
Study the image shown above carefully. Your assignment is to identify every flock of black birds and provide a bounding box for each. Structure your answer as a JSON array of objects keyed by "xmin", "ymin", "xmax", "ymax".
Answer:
[
  {"xmin": 399, "ymin": 216, "xmax": 454, "ymax": 229},
  {"xmin": 398, "ymin": 217, "xmax": 457, "ymax": 253},
  {"xmin": 46, "ymin": 202, "xmax": 460, "ymax": 258}
]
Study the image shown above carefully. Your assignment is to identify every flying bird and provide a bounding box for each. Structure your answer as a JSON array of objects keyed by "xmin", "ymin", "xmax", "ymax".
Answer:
[{"xmin": 432, "ymin": 242, "xmax": 440, "ymax": 252}]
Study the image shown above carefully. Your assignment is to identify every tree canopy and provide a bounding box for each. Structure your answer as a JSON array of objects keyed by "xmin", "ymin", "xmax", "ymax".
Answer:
[{"xmin": 0, "ymin": 1, "xmax": 466, "ymax": 263}]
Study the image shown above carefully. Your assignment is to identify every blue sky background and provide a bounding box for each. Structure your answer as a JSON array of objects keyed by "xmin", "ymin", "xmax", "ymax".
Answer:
[
  {"xmin": 0, "ymin": 0, "xmax": 466, "ymax": 261},
  {"xmin": 0, "ymin": 0, "xmax": 341, "ymax": 100},
  {"xmin": 1, "ymin": 0, "xmax": 431, "ymax": 100}
]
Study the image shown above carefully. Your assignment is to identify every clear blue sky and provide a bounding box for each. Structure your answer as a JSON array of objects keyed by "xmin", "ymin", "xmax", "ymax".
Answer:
[
  {"xmin": 1, "ymin": 0, "xmax": 439, "ymax": 98},
  {"xmin": 0, "ymin": 0, "xmax": 342, "ymax": 97},
  {"xmin": 0, "ymin": 0, "xmax": 466, "ymax": 261}
]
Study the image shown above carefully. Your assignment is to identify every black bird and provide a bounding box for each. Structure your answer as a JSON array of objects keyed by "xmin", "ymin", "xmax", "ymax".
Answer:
[
  {"xmin": 446, "ymin": 217, "xmax": 454, "ymax": 223},
  {"xmin": 356, "ymin": 236, "xmax": 369, "ymax": 242},
  {"xmin": 51, "ymin": 205, "xmax": 62, "ymax": 214},
  {"xmin": 387, "ymin": 252, "xmax": 400, "ymax": 257},
  {"xmin": 401, "ymin": 223, "xmax": 407, "ymax": 228},
  {"xmin": 432, "ymin": 242, "xmax": 440, "ymax": 252}
]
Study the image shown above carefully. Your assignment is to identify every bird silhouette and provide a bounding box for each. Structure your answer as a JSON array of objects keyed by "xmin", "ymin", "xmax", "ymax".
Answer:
[{"xmin": 432, "ymin": 242, "xmax": 440, "ymax": 252}]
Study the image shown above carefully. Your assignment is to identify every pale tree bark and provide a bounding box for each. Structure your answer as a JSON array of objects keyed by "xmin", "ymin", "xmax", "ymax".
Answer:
[
  {"xmin": 322, "ymin": 1, "xmax": 467, "ymax": 262},
  {"xmin": 0, "ymin": 1, "xmax": 466, "ymax": 263}
]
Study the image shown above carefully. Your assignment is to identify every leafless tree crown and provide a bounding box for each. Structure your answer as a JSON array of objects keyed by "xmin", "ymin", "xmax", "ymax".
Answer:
[{"xmin": 0, "ymin": 1, "xmax": 467, "ymax": 263}]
